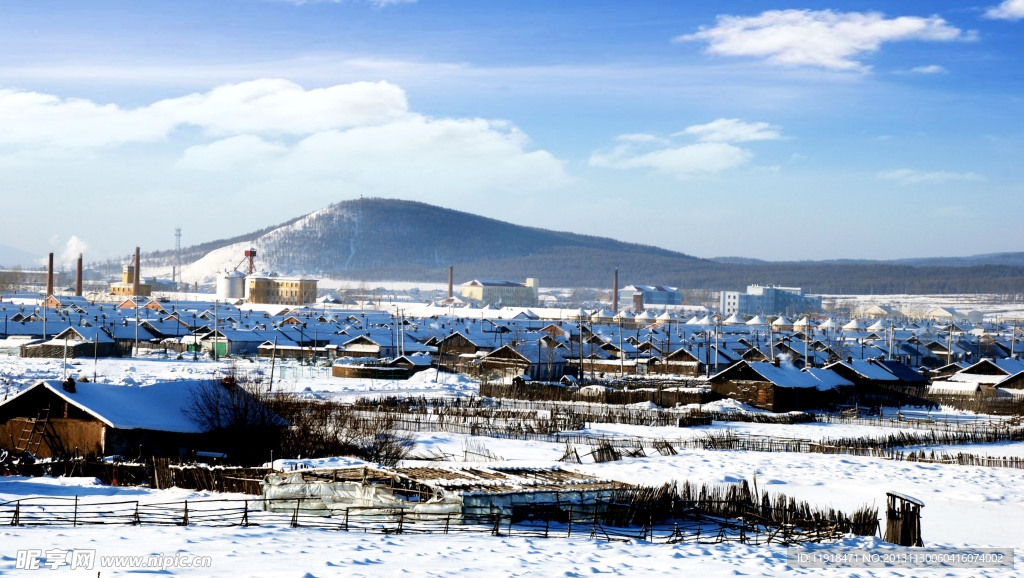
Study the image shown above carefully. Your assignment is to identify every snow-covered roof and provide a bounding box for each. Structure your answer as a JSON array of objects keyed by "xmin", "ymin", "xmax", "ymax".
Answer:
[
  {"xmin": 5, "ymin": 379, "xmax": 213, "ymax": 433},
  {"xmin": 827, "ymin": 359, "xmax": 898, "ymax": 382},
  {"xmin": 928, "ymin": 381, "xmax": 980, "ymax": 395},
  {"xmin": 743, "ymin": 361, "xmax": 828, "ymax": 389},
  {"xmin": 803, "ymin": 367, "xmax": 854, "ymax": 390}
]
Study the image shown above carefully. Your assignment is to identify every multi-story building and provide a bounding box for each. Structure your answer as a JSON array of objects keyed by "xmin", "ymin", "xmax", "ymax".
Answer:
[
  {"xmin": 461, "ymin": 278, "xmax": 539, "ymax": 307},
  {"xmin": 246, "ymin": 274, "xmax": 318, "ymax": 306},
  {"xmin": 109, "ymin": 263, "xmax": 152, "ymax": 297},
  {"xmin": 719, "ymin": 285, "xmax": 821, "ymax": 317},
  {"xmin": 618, "ymin": 285, "xmax": 682, "ymax": 308}
]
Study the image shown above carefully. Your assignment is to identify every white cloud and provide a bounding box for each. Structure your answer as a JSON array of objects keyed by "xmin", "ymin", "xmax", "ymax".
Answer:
[
  {"xmin": 676, "ymin": 10, "xmax": 971, "ymax": 71},
  {"xmin": 178, "ymin": 135, "xmax": 289, "ymax": 171},
  {"xmin": 177, "ymin": 115, "xmax": 569, "ymax": 195},
  {"xmin": 154, "ymin": 79, "xmax": 407, "ymax": 136},
  {"xmin": 592, "ymin": 118, "xmax": 781, "ymax": 178},
  {"xmin": 678, "ymin": 118, "xmax": 782, "ymax": 142},
  {"xmin": 985, "ymin": 0, "xmax": 1024, "ymax": 20},
  {"xmin": 590, "ymin": 142, "xmax": 752, "ymax": 178},
  {"xmin": 878, "ymin": 168, "xmax": 984, "ymax": 184},
  {"xmin": 0, "ymin": 79, "xmax": 569, "ymax": 224},
  {"xmin": 616, "ymin": 133, "xmax": 670, "ymax": 144},
  {"xmin": 0, "ymin": 79, "xmax": 407, "ymax": 150},
  {"xmin": 909, "ymin": 64, "xmax": 947, "ymax": 74},
  {"xmin": 0, "ymin": 89, "xmax": 172, "ymax": 148}
]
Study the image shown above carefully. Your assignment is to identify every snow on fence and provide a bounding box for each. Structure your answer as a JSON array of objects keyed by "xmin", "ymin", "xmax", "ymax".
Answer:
[
  {"xmin": 819, "ymin": 409, "xmax": 1020, "ymax": 432},
  {"xmin": 0, "ymin": 481, "xmax": 876, "ymax": 547},
  {"xmin": 356, "ymin": 395, "xmax": 813, "ymax": 432},
  {"xmin": 478, "ymin": 381, "xmax": 712, "ymax": 408}
]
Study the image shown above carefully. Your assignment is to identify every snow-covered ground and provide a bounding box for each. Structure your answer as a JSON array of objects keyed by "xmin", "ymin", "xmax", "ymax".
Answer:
[
  {"xmin": 2, "ymin": 353, "xmax": 1023, "ymax": 576},
  {"xmin": 2, "ymin": 444, "xmax": 1022, "ymax": 577},
  {"xmin": 823, "ymin": 293, "xmax": 1024, "ymax": 320},
  {"xmin": 0, "ymin": 355, "xmax": 479, "ymax": 402}
]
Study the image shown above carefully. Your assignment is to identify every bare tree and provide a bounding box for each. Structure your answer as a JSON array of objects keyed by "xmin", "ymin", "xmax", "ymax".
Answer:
[{"xmin": 183, "ymin": 366, "xmax": 284, "ymax": 463}]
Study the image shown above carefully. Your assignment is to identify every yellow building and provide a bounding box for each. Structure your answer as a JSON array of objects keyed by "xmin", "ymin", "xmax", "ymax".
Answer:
[
  {"xmin": 109, "ymin": 263, "xmax": 152, "ymax": 297},
  {"xmin": 247, "ymin": 274, "xmax": 318, "ymax": 305},
  {"xmin": 461, "ymin": 278, "xmax": 538, "ymax": 307}
]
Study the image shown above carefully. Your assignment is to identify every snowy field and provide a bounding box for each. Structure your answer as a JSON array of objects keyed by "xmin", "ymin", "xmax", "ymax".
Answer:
[
  {"xmin": 0, "ymin": 354, "xmax": 479, "ymax": 402},
  {"xmin": 2, "ymin": 447, "xmax": 1022, "ymax": 577},
  {"xmin": 822, "ymin": 293, "xmax": 1024, "ymax": 320},
  {"xmin": 2, "ymin": 354, "xmax": 1023, "ymax": 576}
]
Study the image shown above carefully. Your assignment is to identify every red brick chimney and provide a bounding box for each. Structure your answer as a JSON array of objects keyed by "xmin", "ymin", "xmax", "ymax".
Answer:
[
  {"xmin": 133, "ymin": 247, "xmax": 140, "ymax": 296},
  {"xmin": 75, "ymin": 253, "xmax": 83, "ymax": 297},
  {"xmin": 46, "ymin": 252, "xmax": 54, "ymax": 297},
  {"xmin": 613, "ymin": 268, "xmax": 619, "ymax": 312}
]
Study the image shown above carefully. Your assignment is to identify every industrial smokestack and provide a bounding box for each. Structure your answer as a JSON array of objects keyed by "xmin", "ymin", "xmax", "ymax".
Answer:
[
  {"xmin": 75, "ymin": 253, "xmax": 83, "ymax": 296},
  {"xmin": 612, "ymin": 268, "xmax": 618, "ymax": 312},
  {"xmin": 448, "ymin": 266, "xmax": 453, "ymax": 300},
  {"xmin": 46, "ymin": 253, "xmax": 54, "ymax": 297},
  {"xmin": 133, "ymin": 247, "xmax": 140, "ymax": 296}
]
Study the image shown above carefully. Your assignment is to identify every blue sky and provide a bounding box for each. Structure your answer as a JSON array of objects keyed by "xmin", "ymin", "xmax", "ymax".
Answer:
[{"xmin": 1, "ymin": 0, "xmax": 1022, "ymax": 267}]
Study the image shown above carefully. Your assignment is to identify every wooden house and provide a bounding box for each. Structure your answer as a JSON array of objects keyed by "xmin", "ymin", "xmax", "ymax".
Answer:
[
  {"xmin": 0, "ymin": 379, "xmax": 216, "ymax": 459},
  {"xmin": 709, "ymin": 360, "xmax": 851, "ymax": 412}
]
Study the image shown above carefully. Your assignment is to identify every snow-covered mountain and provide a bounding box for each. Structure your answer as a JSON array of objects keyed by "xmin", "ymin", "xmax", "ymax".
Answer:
[
  {"xmin": 145, "ymin": 198, "xmax": 700, "ymax": 286},
  {"xmin": 140, "ymin": 198, "xmax": 1024, "ymax": 294}
]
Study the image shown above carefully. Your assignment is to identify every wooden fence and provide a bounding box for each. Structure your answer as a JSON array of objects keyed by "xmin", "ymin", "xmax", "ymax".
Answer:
[{"xmin": 0, "ymin": 481, "xmax": 875, "ymax": 547}]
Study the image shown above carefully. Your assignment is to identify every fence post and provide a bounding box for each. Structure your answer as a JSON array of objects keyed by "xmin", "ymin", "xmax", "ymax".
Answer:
[
  {"xmin": 344, "ymin": 508, "xmax": 350, "ymax": 532},
  {"xmin": 11, "ymin": 501, "xmax": 20, "ymax": 526},
  {"xmin": 444, "ymin": 513, "xmax": 450, "ymax": 535},
  {"xmin": 291, "ymin": 498, "xmax": 301, "ymax": 528},
  {"xmin": 567, "ymin": 505, "xmax": 572, "ymax": 537},
  {"xmin": 491, "ymin": 511, "xmax": 501, "ymax": 536},
  {"xmin": 73, "ymin": 495, "xmax": 78, "ymax": 527},
  {"xmin": 133, "ymin": 502, "xmax": 140, "ymax": 525},
  {"xmin": 181, "ymin": 500, "xmax": 189, "ymax": 526},
  {"xmin": 242, "ymin": 500, "xmax": 249, "ymax": 527},
  {"xmin": 397, "ymin": 509, "xmax": 404, "ymax": 534}
]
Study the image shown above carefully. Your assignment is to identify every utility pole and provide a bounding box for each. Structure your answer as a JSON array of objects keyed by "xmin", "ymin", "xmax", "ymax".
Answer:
[
  {"xmin": 946, "ymin": 322, "xmax": 954, "ymax": 366},
  {"xmin": 214, "ymin": 299, "xmax": 219, "ymax": 362}
]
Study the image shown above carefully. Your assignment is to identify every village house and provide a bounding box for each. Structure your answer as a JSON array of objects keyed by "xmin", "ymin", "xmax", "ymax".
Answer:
[
  {"xmin": 0, "ymin": 379, "xmax": 218, "ymax": 459},
  {"xmin": 709, "ymin": 360, "xmax": 852, "ymax": 412}
]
